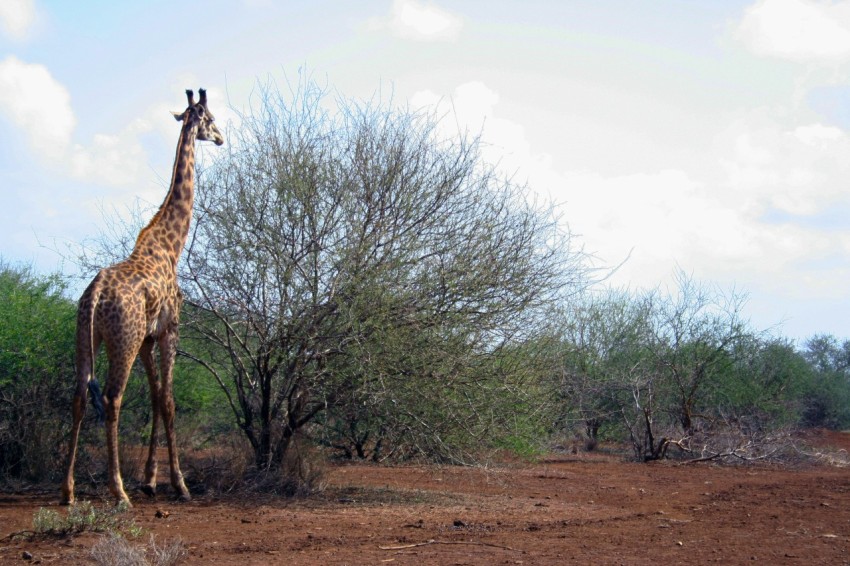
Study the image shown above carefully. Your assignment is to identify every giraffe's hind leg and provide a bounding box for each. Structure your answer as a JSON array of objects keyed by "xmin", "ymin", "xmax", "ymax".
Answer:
[
  {"xmin": 159, "ymin": 327, "xmax": 190, "ymax": 501},
  {"xmin": 140, "ymin": 337, "xmax": 160, "ymax": 498},
  {"xmin": 103, "ymin": 339, "xmax": 142, "ymax": 507},
  {"xmin": 61, "ymin": 332, "xmax": 101, "ymax": 505},
  {"xmin": 60, "ymin": 378, "xmax": 88, "ymax": 505}
]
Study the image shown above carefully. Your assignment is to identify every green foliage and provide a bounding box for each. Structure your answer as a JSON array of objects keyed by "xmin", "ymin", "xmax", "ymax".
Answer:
[
  {"xmin": 552, "ymin": 289, "xmax": 655, "ymax": 448},
  {"xmin": 0, "ymin": 263, "xmax": 75, "ymax": 388},
  {"xmin": 709, "ymin": 337, "xmax": 811, "ymax": 427},
  {"xmin": 800, "ymin": 335, "xmax": 850, "ymax": 429},
  {"xmin": 316, "ymin": 318, "xmax": 557, "ymax": 463},
  {"xmin": 0, "ymin": 261, "xmax": 76, "ymax": 481},
  {"xmin": 493, "ymin": 433, "xmax": 544, "ymax": 461},
  {"xmin": 549, "ymin": 273, "xmax": 844, "ymax": 462}
]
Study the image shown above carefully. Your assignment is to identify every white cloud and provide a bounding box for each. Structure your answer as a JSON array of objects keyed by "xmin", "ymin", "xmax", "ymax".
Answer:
[
  {"xmin": 70, "ymin": 118, "xmax": 153, "ymax": 187},
  {"xmin": 717, "ymin": 111, "xmax": 850, "ymax": 216},
  {"xmin": 0, "ymin": 0, "xmax": 36, "ymax": 41},
  {"xmin": 0, "ymin": 56, "xmax": 75, "ymax": 160},
  {"xmin": 560, "ymin": 167, "xmax": 835, "ymax": 292},
  {"xmin": 369, "ymin": 0, "xmax": 463, "ymax": 41},
  {"xmin": 737, "ymin": 0, "xmax": 850, "ymax": 63},
  {"xmin": 410, "ymin": 80, "xmax": 850, "ymax": 302},
  {"xmin": 793, "ymin": 122, "xmax": 845, "ymax": 144},
  {"xmin": 0, "ymin": 55, "xmax": 154, "ymax": 186},
  {"xmin": 566, "ymin": 109, "xmax": 850, "ymax": 296}
]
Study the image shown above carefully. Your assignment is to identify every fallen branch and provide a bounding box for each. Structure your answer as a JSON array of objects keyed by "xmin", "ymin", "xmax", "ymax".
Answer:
[
  {"xmin": 676, "ymin": 442, "xmax": 781, "ymax": 465},
  {"xmin": 2, "ymin": 530, "xmax": 38, "ymax": 541},
  {"xmin": 379, "ymin": 539, "xmax": 522, "ymax": 552}
]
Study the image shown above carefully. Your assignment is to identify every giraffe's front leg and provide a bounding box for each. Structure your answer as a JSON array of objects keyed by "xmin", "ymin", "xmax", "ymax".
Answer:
[{"xmin": 140, "ymin": 338, "xmax": 160, "ymax": 498}]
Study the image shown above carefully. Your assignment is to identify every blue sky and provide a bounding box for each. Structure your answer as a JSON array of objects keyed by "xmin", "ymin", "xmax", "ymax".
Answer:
[{"xmin": 2, "ymin": 0, "xmax": 850, "ymax": 342}]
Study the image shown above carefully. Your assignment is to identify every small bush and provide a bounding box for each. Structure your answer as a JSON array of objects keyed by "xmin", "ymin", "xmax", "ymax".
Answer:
[
  {"xmin": 494, "ymin": 434, "xmax": 544, "ymax": 461},
  {"xmin": 239, "ymin": 438, "xmax": 327, "ymax": 497},
  {"xmin": 278, "ymin": 438, "xmax": 327, "ymax": 497},
  {"xmin": 91, "ymin": 534, "xmax": 187, "ymax": 566},
  {"xmin": 184, "ymin": 434, "xmax": 253, "ymax": 495},
  {"xmin": 32, "ymin": 501, "xmax": 141, "ymax": 538},
  {"xmin": 184, "ymin": 433, "xmax": 326, "ymax": 497}
]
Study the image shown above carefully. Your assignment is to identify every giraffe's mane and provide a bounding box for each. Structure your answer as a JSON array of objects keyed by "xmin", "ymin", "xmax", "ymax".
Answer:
[
  {"xmin": 134, "ymin": 200, "xmax": 169, "ymax": 246},
  {"xmin": 133, "ymin": 114, "xmax": 194, "ymax": 250}
]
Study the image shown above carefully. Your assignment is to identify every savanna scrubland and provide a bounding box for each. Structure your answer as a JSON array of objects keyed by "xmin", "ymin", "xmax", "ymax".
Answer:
[{"xmin": 2, "ymin": 80, "xmax": 849, "ymax": 564}]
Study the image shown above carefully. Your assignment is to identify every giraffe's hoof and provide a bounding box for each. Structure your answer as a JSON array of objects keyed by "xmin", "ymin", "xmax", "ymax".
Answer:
[
  {"xmin": 140, "ymin": 485, "xmax": 156, "ymax": 498},
  {"xmin": 177, "ymin": 492, "xmax": 192, "ymax": 503},
  {"xmin": 60, "ymin": 486, "xmax": 74, "ymax": 506}
]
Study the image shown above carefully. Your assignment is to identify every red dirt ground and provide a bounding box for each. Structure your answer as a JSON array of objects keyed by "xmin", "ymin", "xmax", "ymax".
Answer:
[{"xmin": 2, "ymin": 431, "xmax": 849, "ymax": 565}]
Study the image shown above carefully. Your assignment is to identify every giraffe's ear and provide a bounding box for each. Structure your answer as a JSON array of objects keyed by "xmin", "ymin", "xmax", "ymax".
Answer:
[{"xmin": 172, "ymin": 111, "xmax": 185, "ymax": 122}]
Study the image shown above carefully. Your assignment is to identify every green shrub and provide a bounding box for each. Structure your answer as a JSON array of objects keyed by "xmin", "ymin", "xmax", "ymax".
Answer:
[
  {"xmin": 32, "ymin": 500, "xmax": 141, "ymax": 537},
  {"xmin": 0, "ymin": 262, "xmax": 76, "ymax": 482}
]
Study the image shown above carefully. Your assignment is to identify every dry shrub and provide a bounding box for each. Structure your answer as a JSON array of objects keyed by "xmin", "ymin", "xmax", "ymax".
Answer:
[
  {"xmin": 183, "ymin": 434, "xmax": 252, "ymax": 495},
  {"xmin": 672, "ymin": 427, "xmax": 797, "ymax": 464},
  {"xmin": 260, "ymin": 437, "xmax": 327, "ymax": 497},
  {"xmin": 805, "ymin": 448, "xmax": 850, "ymax": 467},
  {"xmin": 668, "ymin": 423, "xmax": 850, "ymax": 467},
  {"xmin": 91, "ymin": 534, "xmax": 186, "ymax": 566},
  {"xmin": 183, "ymin": 433, "xmax": 326, "ymax": 497},
  {"xmin": 234, "ymin": 436, "xmax": 327, "ymax": 497},
  {"xmin": 548, "ymin": 428, "xmax": 609, "ymax": 456},
  {"xmin": 119, "ymin": 443, "xmax": 147, "ymax": 488}
]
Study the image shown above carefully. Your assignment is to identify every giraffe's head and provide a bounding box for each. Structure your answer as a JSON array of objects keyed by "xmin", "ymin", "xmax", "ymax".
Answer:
[{"xmin": 173, "ymin": 88, "xmax": 224, "ymax": 146}]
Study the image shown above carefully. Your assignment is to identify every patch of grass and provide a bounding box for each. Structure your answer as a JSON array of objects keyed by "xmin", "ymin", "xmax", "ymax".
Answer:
[
  {"xmin": 494, "ymin": 434, "xmax": 544, "ymax": 461},
  {"xmin": 31, "ymin": 500, "xmax": 142, "ymax": 538},
  {"xmin": 91, "ymin": 534, "xmax": 187, "ymax": 566}
]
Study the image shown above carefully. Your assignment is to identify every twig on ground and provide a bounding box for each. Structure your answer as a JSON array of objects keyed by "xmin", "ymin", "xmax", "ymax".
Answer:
[{"xmin": 379, "ymin": 539, "xmax": 522, "ymax": 552}]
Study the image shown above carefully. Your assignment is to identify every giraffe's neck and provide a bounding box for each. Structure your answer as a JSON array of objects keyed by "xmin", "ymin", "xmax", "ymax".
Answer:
[{"xmin": 132, "ymin": 120, "xmax": 198, "ymax": 267}]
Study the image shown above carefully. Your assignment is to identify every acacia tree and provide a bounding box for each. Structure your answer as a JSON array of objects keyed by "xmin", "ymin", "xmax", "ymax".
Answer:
[
  {"xmin": 647, "ymin": 272, "xmax": 751, "ymax": 436},
  {"xmin": 553, "ymin": 290, "xmax": 654, "ymax": 449},
  {"xmin": 179, "ymin": 80, "xmax": 584, "ymax": 470},
  {"xmin": 616, "ymin": 273, "xmax": 755, "ymax": 460}
]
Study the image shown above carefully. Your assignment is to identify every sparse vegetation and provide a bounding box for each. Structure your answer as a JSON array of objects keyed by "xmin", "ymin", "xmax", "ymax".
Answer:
[
  {"xmin": 2, "ymin": 77, "xmax": 850, "ymax": 507},
  {"xmin": 547, "ymin": 270, "xmax": 850, "ymax": 462},
  {"xmin": 31, "ymin": 501, "xmax": 141, "ymax": 538}
]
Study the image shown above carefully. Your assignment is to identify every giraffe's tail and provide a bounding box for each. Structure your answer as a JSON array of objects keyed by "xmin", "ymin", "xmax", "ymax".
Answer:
[
  {"xmin": 88, "ymin": 379, "xmax": 104, "ymax": 423},
  {"xmin": 77, "ymin": 275, "xmax": 105, "ymax": 424}
]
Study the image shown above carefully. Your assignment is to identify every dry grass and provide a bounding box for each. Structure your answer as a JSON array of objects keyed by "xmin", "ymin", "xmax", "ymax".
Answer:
[{"xmin": 90, "ymin": 534, "xmax": 186, "ymax": 566}]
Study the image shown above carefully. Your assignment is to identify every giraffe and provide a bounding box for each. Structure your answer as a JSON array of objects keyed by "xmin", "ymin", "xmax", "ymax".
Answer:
[{"xmin": 61, "ymin": 89, "xmax": 224, "ymax": 506}]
